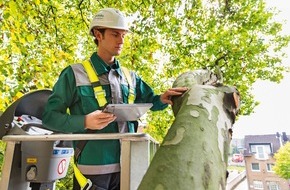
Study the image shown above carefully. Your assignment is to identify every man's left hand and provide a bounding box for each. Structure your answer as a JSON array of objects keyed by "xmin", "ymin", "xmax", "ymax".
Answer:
[{"xmin": 160, "ymin": 87, "xmax": 188, "ymax": 105}]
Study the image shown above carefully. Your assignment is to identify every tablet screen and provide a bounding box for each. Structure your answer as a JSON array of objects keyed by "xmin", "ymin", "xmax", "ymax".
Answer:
[{"xmin": 103, "ymin": 103, "xmax": 153, "ymax": 121}]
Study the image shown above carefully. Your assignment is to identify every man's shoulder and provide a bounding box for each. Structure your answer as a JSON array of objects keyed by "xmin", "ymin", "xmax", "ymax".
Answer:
[
  {"xmin": 70, "ymin": 63, "xmax": 84, "ymax": 71},
  {"xmin": 69, "ymin": 63, "xmax": 91, "ymax": 86}
]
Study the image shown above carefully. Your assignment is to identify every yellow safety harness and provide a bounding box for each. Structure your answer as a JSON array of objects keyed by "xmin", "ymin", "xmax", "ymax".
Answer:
[
  {"xmin": 73, "ymin": 60, "xmax": 135, "ymax": 190},
  {"xmin": 121, "ymin": 66, "xmax": 135, "ymax": 104},
  {"xmin": 82, "ymin": 60, "xmax": 135, "ymax": 105}
]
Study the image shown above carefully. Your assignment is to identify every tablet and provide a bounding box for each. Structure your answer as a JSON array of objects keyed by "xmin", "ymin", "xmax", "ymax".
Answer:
[{"xmin": 102, "ymin": 103, "xmax": 153, "ymax": 121}]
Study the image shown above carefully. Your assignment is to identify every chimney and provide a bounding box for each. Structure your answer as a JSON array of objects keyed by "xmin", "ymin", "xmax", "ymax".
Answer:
[{"xmin": 282, "ymin": 132, "xmax": 288, "ymax": 143}]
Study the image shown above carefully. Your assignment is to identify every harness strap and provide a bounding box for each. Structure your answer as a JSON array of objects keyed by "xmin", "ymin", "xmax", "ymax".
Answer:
[
  {"xmin": 73, "ymin": 130, "xmax": 96, "ymax": 190},
  {"xmin": 82, "ymin": 60, "xmax": 107, "ymax": 107},
  {"xmin": 73, "ymin": 163, "xmax": 93, "ymax": 190},
  {"xmin": 121, "ymin": 67, "xmax": 135, "ymax": 104},
  {"xmin": 73, "ymin": 131, "xmax": 94, "ymax": 190},
  {"xmin": 74, "ymin": 60, "xmax": 106, "ymax": 189}
]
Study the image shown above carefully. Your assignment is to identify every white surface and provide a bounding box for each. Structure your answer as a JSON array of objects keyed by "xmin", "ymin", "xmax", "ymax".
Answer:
[{"xmin": 233, "ymin": 1, "xmax": 290, "ymax": 139}]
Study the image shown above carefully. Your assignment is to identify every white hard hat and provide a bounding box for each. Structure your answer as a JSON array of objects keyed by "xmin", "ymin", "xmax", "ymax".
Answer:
[{"xmin": 89, "ymin": 8, "xmax": 129, "ymax": 36}]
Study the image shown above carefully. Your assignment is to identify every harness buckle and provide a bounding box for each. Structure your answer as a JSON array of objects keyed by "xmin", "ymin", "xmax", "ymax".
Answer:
[
  {"xmin": 81, "ymin": 179, "xmax": 93, "ymax": 190},
  {"xmin": 95, "ymin": 90, "xmax": 106, "ymax": 97}
]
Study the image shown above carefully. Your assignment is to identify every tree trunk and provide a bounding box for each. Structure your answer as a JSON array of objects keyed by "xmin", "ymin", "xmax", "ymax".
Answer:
[{"xmin": 138, "ymin": 70, "xmax": 240, "ymax": 190}]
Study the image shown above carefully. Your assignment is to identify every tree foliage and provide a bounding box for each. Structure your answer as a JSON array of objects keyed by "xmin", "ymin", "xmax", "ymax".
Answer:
[
  {"xmin": 1, "ymin": 0, "xmax": 290, "ymax": 189},
  {"xmin": 274, "ymin": 142, "xmax": 290, "ymax": 179},
  {"xmin": 0, "ymin": 0, "xmax": 289, "ymax": 139}
]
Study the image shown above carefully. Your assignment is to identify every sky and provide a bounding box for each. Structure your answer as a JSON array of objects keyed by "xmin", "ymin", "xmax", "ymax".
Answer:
[{"xmin": 232, "ymin": 1, "xmax": 290, "ymax": 139}]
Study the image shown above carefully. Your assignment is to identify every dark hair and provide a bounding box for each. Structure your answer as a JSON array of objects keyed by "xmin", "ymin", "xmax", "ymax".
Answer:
[{"xmin": 92, "ymin": 28, "xmax": 106, "ymax": 46}]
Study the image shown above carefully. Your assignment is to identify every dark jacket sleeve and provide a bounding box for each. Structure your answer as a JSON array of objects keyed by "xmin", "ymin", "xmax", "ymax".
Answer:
[
  {"xmin": 134, "ymin": 74, "xmax": 168, "ymax": 111},
  {"xmin": 42, "ymin": 66, "xmax": 85, "ymax": 133}
]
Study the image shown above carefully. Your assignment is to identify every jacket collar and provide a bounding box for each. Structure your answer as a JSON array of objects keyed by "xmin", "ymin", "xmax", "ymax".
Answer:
[{"xmin": 90, "ymin": 52, "xmax": 122, "ymax": 76}]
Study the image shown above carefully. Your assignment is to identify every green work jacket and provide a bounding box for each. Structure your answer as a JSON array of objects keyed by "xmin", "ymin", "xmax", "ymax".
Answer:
[{"xmin": 42, "ymin": 52, "xmax": 167, "ymax": 175}]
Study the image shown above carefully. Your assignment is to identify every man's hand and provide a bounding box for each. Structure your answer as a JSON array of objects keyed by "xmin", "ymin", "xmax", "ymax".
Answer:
[
  {"xmin": 160, "ymin": 87, "xmax": 188, "ymax": 105},
  {"xmin": 84, "ymin": 110, "xmax": 117, "ymax": 130}
]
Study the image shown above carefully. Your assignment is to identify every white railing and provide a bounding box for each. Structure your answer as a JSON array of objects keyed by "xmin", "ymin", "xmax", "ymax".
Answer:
[
  {"xmin": 0, "ymin": 133, "xmax": 159, "ymax": 190},
  {"xmin": 226, "ymin": 170, "xmax": 246, "ymax": 190}
]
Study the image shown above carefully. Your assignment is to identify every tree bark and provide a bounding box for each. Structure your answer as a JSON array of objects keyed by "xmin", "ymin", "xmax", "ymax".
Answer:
[{"xmin": 138, "ymin": 70, "xmax": 240, "ymax": 190}]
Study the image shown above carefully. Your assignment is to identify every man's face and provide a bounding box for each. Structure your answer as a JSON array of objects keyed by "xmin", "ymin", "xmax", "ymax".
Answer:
[{"xmin": 96, "ymin": 28, "xmax": 128, "ymax": 56}]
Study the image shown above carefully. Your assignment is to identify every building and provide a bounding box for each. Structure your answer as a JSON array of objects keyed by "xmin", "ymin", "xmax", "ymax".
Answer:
[
  {"xmin": 231, "ymin": 138, "xmax": 245, "ymax": 154},
  {"xmin": 243, "ymin": 133, "xmax": 289, "ymax": 190}
]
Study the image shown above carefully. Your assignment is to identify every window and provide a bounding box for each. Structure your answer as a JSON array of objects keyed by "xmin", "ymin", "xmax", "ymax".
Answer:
[
  {"xmin": 267, "ymin": 181, "xmax": 280, "ymax": 190},
  {"xmin": 252, "ymin": 163, "xmax": 260, "ymax": 171},
  {"xmin": 250, "ymin": 144, "xmax": 272, "ymax": 155},
  {"xmin": 253, "ymin": 180, "xmax": 263, "ymax": 189},
  {"xmin": 267, "ymin": 163, "xmax": 275, "ymax": 172},
  {"xmin": 257, "ymin": 146, "xmax": 266, "ymax": 159},
  {"xmin": 250, "ymin": 144, "xmax": 256, "ymax": 153},
  {"xmin": 249, "ymin": 144, "xmax": 271, "ymax": 160}
]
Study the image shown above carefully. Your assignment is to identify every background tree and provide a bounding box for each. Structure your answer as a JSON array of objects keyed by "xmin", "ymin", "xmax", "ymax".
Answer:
[{"xmin": 274, "ymin": 142, "xmax": 290, "ymax": 179}]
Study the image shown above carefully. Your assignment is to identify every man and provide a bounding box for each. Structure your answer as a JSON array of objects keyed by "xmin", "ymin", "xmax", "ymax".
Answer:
[{"xmin": 42, "ymin": 8, "xmax": 187, "ymax": 190}]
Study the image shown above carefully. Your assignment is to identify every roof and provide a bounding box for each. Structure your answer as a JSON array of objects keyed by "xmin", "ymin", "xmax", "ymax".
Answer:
[{"xmin": 243, "ymin": 134, "xmax": 289, "ymax": 156}]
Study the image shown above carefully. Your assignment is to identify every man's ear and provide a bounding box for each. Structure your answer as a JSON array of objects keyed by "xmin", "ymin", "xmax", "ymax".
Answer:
[
  {"xmin": 92, "ymin": 29, "xmax": 97, "ymax": 37},
  {"xmin": 93, "ymin": 29, "xmax": 103, "ymax": 41}
]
